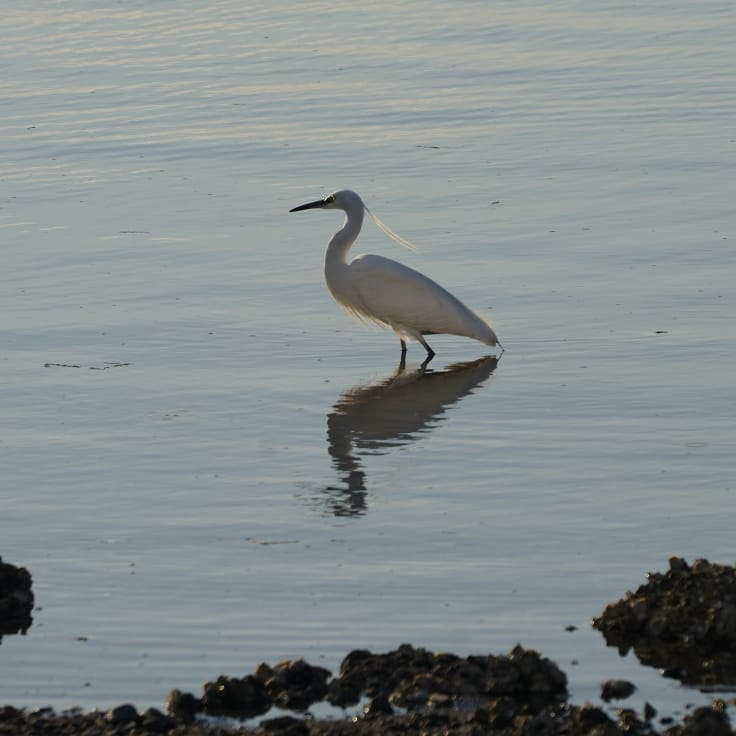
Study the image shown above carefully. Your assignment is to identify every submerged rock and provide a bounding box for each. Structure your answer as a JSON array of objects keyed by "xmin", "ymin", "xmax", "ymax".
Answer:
[{"xmin": 601, "ymin": 679, "xmax": 636, "ymax": 701}]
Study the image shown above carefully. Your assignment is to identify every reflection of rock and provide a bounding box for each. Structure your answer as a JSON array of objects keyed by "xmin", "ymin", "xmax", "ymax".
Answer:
[
  {"xmin": 593, "ymin": 557, "xmax": 736, "ymax": 686},
  {"xmin": 0, "ymin": 557, "xmax": 34, "ymax": 639},
  {"xmin": 324, "ymin": 356, "xmax": 498, "ymax": 516}
]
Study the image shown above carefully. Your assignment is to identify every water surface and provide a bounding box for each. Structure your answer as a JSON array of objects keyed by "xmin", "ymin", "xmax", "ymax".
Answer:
[{"xmin": 1, "ymin": 0, "xmax": 734, "ymax": 716}]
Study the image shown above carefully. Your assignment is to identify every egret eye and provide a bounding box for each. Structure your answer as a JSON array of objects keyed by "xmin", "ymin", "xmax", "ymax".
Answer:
[{"xmin": 325, "ymin": 195, "xmax": 335, "ymax": 203}]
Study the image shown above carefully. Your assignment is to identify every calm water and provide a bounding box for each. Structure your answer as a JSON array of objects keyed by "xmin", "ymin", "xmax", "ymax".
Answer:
[{"xmin": 2, "ymin": 0, "xmax": 735, "ymax": 717}]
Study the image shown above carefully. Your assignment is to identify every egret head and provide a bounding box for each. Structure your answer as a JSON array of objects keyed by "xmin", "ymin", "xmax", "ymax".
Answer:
[
  {"xmin": 289, "ymin": 189, "xmax": 418, "ymax": 252},
  {"xmin": 290, "ymin": 189, "xmax": 364, "ymax": 213}
]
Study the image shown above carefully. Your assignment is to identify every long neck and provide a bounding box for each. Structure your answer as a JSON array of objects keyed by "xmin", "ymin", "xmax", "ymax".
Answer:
[{"xmin": 325, "ymin": 206, "xmax": 364, "ymax": 267}]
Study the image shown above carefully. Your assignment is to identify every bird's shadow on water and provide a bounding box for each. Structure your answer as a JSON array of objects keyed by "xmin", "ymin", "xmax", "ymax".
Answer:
[{"xmin": 318, "ymin": 355, "xmax": 500, "ymax": 517}]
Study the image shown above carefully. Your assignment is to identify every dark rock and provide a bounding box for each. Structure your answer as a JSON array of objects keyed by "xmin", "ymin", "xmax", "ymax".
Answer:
[
  {"xmin": 644, "ymin": 701, "xmax": 658, "ymax": 721},
  {"xmin": 258, "ymin": 658, "xmax": 331, "ymax": 711},
  {"xmin": 0, "ymin": 705, "xmax": 22, "ymax": 720},
  {"xmin": 326, "ymin": 671, "xmax": 363, "ymax": 707},
  {"xmin": 576, "ymin": 702, "xmax": 616, "ymax": 729},
  {"xmin": 593, "ymin": 557, "xmax": 736, "ymax": 686},
  {"xmin": 426, "ymin": 692, "xmax": 452, "ymax": 710},
  {"xmin": 141, "ymin": 706, "xmax": 174, "ymax": 731},
  {"xmin": 202, "ymin": 673, "xmax": 272, "ymax": 718},
  {"xmin": 363, "ymin": 693, "xmax": 393, "ymax": 717},
  {"xmin": 165, "ymin": 688, "xmax": 202, "ymax": 722},
  {"xmin": 3, "ymin": 641, "xmax": 727, "ymax": 735},
  {"xmin": 616, "ymin": 708, "xmax": 647, "ymax": 735},
  {"xmin": 0, "ymin": 557, "xmax": 34, "ymax": 637},
  {"xmin": 105, "ymin": 703, "xmax": 139, "ymax": 723},
  {"xmin": 0, "ymin": 681, "xmax": 714, "ymax": 736},
  {"xmin": 326, "ymin": 642, "xmax": 567, "ymax": 716},
  {"xmin": 680, "ymin": 705, "xmax": 732, "ymax": 736},
  {"xmin": 488, "ymin": 696, "xmax": 518, "ymax": 728},
  {"xmin": 601, "ymin": 679, "xmax": 636, "ymax": 701}
]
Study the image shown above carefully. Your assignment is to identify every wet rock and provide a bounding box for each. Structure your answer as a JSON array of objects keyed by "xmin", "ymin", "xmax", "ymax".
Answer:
[
  {"xmin": 165, "ymin": 688, "xmax": 202, "ymax": 722},
  {"xmin": 325, "ymin": 671, "xmax": 363, "ymax": 707},
  {"xmin": 601, "ymin": 679, "xmax": 637, "ymax": 701},
  {"xmin": 679, "ymin": 705, "xmax": 732, "ymax": 736},
  {"xmin": 202, "ymin": 673, "xmax": 272, "ymax": 718},
  {"xmin": 487, "ymin": 695, "xmax": 519, "ymax": 728},
  {"xmin": 105, "ymin": 703, "xmax": 139, "ymax": 723},
  {"xmin": 3, "ymin": 641, "xmax": 729, "ymax": 735},
  {"xmin": 140, "ymin": 706, "xmax": 174, "ymax": 731},
  {"xmin": 593, "ymin": 557, "xmax": 736, "ymax": 686},
  {"xmin": 576, "ymin": 702, "xmax": 617, "ymax": 731},
  {"xmin": 257, "ymin": 658, "xmax": 331, "ymax": 710},
  {"xmin": 0, "ymin": 557, "xmax": 34, "ymax": 638},
  {"xmin": 324, "ymin": 643, "xmax": 568, "ymax": 718},
  {"xmin": 0, "ymin": 705, "xmax": 22, "ymax": 721},
  {"xmin": 363, "ymin": 693, "xmax": 393, "ymax": 717}
]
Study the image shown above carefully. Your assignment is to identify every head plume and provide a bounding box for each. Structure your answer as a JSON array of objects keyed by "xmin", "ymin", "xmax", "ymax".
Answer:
[{"xmin": 365, "ymin": 206, "xmax": 420, "ymax": 253}]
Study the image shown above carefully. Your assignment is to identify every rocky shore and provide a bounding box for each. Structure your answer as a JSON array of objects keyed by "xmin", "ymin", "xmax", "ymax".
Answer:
[{"xmin": 2, "ymin": 557, "xmax": 735, "ymax": 736}]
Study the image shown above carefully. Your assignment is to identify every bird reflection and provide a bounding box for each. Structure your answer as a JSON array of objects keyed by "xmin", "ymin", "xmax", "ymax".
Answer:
[{"xmin": 323, "ymin": 356, "xmax": 499, "ymax": 517}]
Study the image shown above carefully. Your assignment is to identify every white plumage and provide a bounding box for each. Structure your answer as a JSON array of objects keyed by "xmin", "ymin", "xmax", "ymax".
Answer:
[{"xmin": 290, "ymin": 189, "xmax": 501, "ymax": 364}]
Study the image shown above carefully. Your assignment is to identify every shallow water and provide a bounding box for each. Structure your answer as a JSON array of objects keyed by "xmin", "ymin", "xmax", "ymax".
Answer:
[{"xmin": 1, "ymin": 0, "xmax": 735, "ymax": 717}]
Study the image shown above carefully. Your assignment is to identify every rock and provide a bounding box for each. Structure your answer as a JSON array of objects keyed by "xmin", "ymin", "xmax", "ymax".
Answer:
[
  {"xmin": 326, "ymin": 672, "xmax": 363, "ymax": 707},
  {"xmin": 105, "ymin": 703, "xmax": 139, "ymax": 723},
  {"xmin": 325, "ymin": 643, "xmax": 568, "ymax": 718},
  {"xmin": 202, "ymin": 674, "xmax": 272, "ymax": 718},
  {"xmin": 141, "ymin": 706, "xmax": 174, "ymax": 731},
  {"xmin": 593, "ymin": 557, "xmax": 736, "ymax": 685},
  {"xmin": 165, "ymin": 688, "xmax": 202, "ymax": 722},
  {"xmin": 680, "ymin": 705, "xmax": 732, "ymax": 736},
  {"xmin": 0, "ymin": 645, "xmax": 725, "ymax": 736},
  {"xmin": 600, "ymin": 679, "xmax": 636, "ymax": 701},
  {"xmin": 487, "ymin": 696, "xmax": 518, "ymax": 728},
  {"xmin": 0, "ymin": 558, "xmax": 34, "ymax": 637},
  {"xmin": 364, "ymin": 693, "xmax": 393, "ymax": 717},
  {"xmin": 258, "ymin": 658, "xmax": 331, "ymax": 710}
]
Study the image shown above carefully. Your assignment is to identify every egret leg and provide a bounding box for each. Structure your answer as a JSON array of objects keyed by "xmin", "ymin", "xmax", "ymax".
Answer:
[
  {"xmin": 396, "ymin": 340, "xmax": 407, "ymax": 371},
  {"xmin": 418, "ymin": 337, "xmax": 435, "ymax": 362}
]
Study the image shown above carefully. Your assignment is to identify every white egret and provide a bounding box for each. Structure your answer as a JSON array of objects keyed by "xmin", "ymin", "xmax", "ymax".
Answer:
[{"xmin": 290, "ymin": 189, "xmax": 501, "ymax": 365}]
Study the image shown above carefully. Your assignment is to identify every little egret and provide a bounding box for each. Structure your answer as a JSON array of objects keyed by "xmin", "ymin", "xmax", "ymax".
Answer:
[{"xmin": 290, "ymin": 189, "xmax": 501, "ymax": 365}]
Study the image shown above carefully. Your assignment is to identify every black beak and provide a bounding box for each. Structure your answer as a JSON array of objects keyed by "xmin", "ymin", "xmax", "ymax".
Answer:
[{"xmin": 289, "ymin": 198, "xmax": 326, "ymax": 212}]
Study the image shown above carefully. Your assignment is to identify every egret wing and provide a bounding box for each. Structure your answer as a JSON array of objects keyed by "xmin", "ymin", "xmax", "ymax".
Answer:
[{"xmin": 348, "ymin": 254, "xmax": 488, "ymax": 339}]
